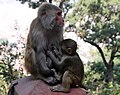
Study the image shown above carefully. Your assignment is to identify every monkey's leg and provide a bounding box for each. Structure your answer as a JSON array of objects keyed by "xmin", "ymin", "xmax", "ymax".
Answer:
[
  {"xmin": 36, "ymin": 52, "xmax": 58, "ymax": 86},
  {"xmin": 51, "ymin": 71, "xmax": 72, "ymax": 93},
  {"xmin": 24, "ymin": 47, "xmax": 38, "ymax": 75},
  {"xmin": 62, "ymin": 71, "xmax": 72, "ymax": 93}
]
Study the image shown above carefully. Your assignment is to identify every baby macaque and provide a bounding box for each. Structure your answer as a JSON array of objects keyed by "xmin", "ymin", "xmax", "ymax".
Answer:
[{"xmin": 47, "ymin": 39, "xmax": 85, "ymax": 93}]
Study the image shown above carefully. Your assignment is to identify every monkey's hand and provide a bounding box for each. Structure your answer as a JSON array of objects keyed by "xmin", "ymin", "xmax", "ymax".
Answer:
[
  {"xmin": 52, "ymin": 46, "xmax": 62, "ymax": 60},
  {"xmin": 47, "ymin": 50, "xmax": 59, "ymax": 64},
  {"xmin": 49, "ymin": 45, "xmax": 62, "ymax": 60},
  {"xmin": 53, "ymin": 49, "xmax": 62, "ymax": 60},
  {"xmin": 42, "ymin": 76, "xmax": 58, "ymax": 86},
  {"xmin": 47, "ymin": 50, "xmax": 54, "ymax": 56},
  {"xmin": 52, "ymin": 69, "xmax": 62, "ymax": 82},
  {"xmin": 55, "ymin": 72, "xmax": 62, "ymax": 82}
]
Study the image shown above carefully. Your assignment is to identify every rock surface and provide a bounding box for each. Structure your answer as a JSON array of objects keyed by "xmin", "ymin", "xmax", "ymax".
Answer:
[{"xmin": 10, "ymin": 76, "xmax": 88, "ymax": 95}]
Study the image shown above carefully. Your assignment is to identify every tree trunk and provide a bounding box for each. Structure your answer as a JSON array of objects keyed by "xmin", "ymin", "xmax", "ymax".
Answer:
[
  {"xmin": 105, "ymin": 47, "xmax": 118, "ymax": 82},
  {"xmin": 84, "ymin": 40, "xmax": 115, "ymax": 83},
  {"xmin": 105, "ymin": 62, "xmax": 114, "ymax": 83}
]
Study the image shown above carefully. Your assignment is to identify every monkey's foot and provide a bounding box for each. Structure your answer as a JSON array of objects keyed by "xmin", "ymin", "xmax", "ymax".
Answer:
[
  {"xmin": 50, "ymin": 85, "xmax": 67, "ymax": 92},
  {"xmin": 43, "ymin": 77, "xmax": 58, "ymax": 86}
]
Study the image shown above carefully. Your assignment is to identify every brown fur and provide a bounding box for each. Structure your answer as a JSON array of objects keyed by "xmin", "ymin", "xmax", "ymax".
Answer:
[
  {"xmin": 24, "ymin": 3, "xmax": 64, "ymax": 86},
  {"xmin": 47, "ymin": 39, "xmax": 85, "ymax": 92}
]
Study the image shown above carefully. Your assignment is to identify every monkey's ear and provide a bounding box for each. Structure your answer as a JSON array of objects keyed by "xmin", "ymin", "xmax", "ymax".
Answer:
[{"xmin": 67, "ymin": 48, "xmax": 72, "ymax": 55}]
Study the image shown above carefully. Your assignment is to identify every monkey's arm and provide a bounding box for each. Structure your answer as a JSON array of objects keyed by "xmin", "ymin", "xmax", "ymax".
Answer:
[
  {"xmin": 30, "ymin": 30, "xmax": 54, "ymax": 77},
  {"xmin": 49, "ymin": 45, "xmax": 62, "ymax": 60},
  {"xmin": 36, "ymin": 51, "xmax": 55, "ymax": 77},
  {"xmin": 47, "ymin": 50, "xmax": 61, "ymax": 70}
]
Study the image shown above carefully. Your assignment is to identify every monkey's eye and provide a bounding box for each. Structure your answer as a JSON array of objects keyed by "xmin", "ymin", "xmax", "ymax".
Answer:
[
  {"xmin": 41, "ymin": 11, "xmax": 46, "ymax": 16},
  {"xmin": 57, "ymin": 11, "xmax": 62, "ymax": 16}
]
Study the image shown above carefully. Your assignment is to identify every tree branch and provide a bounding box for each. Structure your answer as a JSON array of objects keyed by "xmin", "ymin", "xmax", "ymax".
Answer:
[
  {"xmin": 84, "ymin": 39, "xmax": 108, "ymax": 68},
  {"xmin": 59, "ymin": 0, "xmax": 65, "ymax": 9},
  {"xmin": 108, "ymin": 47, "xmax": 118, "ymax": 65},
  {"xmin": 49, "ymin": 0, "xmax": 52, "ymax": 3},
  {"xmin": 64, "ymin": 8, "xmax": 69, "ymax": 18},
  {"xmin": 114, "ymin": 55, "xmax": 120, "ymax": 57}
]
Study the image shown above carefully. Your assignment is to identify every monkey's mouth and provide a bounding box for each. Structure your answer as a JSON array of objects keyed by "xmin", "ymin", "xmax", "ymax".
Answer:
[
  {"xmin": 60, "ymin": 19, "xmax": 64, "ymax": 26},
  {"xmin": 59, "ymin": 21, "xmax": 64, "ymax": 27},
  {"xmin": 61, "ymin": 22, "xmax": 64, "ymax": 26}
]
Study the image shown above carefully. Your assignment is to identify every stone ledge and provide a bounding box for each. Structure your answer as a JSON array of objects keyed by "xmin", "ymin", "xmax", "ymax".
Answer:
[{"xmin": 9, "ymin": 76, "xmax": 89, "ymax": 95}]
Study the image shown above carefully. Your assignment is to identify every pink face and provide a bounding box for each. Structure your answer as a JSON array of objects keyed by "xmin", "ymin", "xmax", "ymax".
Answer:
[{"xmin": 55, "ymin": 10, "xmax": 64, "ymax": 27}]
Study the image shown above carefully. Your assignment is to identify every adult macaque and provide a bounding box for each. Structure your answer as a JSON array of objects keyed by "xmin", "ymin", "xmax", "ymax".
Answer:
[
  {"xmin": 24, "ymin": 2, "xmax": 64, "ymax": 86},
  {"xmin": 47, "ymin": 39, "xmax": 85, "ymax": 93}
]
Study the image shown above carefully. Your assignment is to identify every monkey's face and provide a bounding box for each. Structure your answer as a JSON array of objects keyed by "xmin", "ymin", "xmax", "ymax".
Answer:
[
  {"xmin": 61, "ymin": 39, "xmax": 77, "ymax": 55},
  {"xmin": 38, "ymin": 3, "xmax": 64, "ymax": 30},
  {"xmin": 55, "ymin": 10, "xmax": 64, "ymax": 27}
]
